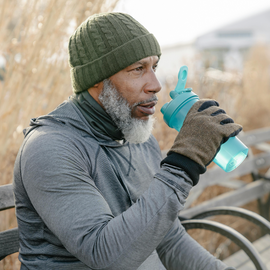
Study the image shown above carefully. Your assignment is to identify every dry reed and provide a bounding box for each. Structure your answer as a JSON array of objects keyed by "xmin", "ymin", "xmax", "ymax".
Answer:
[
  {"xmin": 0, "ymin": 0, "xmax": 119, "ymax": 269},
  {"xmin": 0, "ymin": 0, "xmax": 270, "ymax": 267}
]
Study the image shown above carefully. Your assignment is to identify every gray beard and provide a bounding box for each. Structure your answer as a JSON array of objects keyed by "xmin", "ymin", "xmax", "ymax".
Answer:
[{"xmin": 98, "ymin": 79, "xmax": 156, "ymax": 144}]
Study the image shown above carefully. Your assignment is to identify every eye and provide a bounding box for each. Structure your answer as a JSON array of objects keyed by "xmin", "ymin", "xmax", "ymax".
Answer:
[
  {"xmin": 134, "ymin": 66, "xmax": 143, "ymax": 72},
  {"xmin": 153, "ymin": 64, "xmax": 158, "ymax": 72}
]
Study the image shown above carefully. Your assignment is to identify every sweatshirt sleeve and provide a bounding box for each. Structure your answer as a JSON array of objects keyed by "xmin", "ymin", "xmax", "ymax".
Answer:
[
  {"xmin": 18, "ymin": 131, "xmax": 228, "ymax": 270},
  {"xmin": 157, "ymin": 218, "xmax": 236, "ymax": 270}
]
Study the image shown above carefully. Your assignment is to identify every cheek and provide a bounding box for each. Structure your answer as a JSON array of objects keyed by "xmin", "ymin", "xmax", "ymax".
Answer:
[
  {"xmin": 113, "ymin": 79, "xmax": 143, "ymax": 105},
  {"xmin": 120, "ymin": 89, "xmax": 140, "ymax": 106}
]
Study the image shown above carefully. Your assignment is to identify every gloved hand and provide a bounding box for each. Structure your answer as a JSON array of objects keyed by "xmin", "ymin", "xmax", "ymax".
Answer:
[{"xmin": 169, "ymin": 99, "xmax": 242, "ymax": 168}]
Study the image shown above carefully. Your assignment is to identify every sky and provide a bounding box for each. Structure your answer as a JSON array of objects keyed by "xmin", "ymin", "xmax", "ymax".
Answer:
[{"xmin": 113, "ymin": 0, "xmax": 270, "ymax": 47}]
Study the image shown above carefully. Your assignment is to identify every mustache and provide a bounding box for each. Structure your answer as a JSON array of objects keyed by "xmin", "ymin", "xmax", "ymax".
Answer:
[{"xmin": 132, "ymin": 96, "xmax": 158, "ymax": 107}]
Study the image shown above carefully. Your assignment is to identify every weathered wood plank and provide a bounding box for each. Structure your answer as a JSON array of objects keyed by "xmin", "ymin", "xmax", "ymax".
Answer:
[
  {"xmin": 237, "ymin": 246, "xmax": 270, "ymax": 270},
  {"xmin": 217, "ymin": 179, "xmax": 247, "ymax": 189},
  {"xmin": 181, "ymin": 180, "xmax": 270, "ymax": 218},
  {"xmin": 191, "ymin": 152, "xmax": 270, "ymax": 193},
  {"xmin": 255, "ymin": 143, "xmax": 270, "ymax": 152},
  {"xmin": 223, "ymin": 235, "xmax": 270, "ymax": 269},
  {"xmin": 0, "ymin": 184, "xmax": 15, "ymax": 211},
  {"xmin": 240, "ymin": 127, "xmax": 270, "ymax": 146},
  {"xmin": 0, "ymin": 228, "xmax": 19, "ymax": 260},
  {"xmin": 266, "ymin": 260, "xmax": 270, "ymax": 269}
]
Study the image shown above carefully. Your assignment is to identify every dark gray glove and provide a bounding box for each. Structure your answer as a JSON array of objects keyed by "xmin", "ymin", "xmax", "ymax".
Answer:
[{"xmin": 169, "ymin": 99, "xmax": 242, "ymax": 168}]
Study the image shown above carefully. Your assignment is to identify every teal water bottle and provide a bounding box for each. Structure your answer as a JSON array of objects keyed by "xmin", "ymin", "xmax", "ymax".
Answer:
[{"xmin": 161, "ymin": 66, "xmax": 248, "ymax": 172}]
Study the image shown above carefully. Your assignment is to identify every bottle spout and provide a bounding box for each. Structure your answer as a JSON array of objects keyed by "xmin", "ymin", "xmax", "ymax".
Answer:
[
  {"xmin": 174, "ymin": 66, "xmax": 189, "ymax": 93},
  {"xmin": 160, "ymin": 102, "xmax": 169, "ymax": 114}
]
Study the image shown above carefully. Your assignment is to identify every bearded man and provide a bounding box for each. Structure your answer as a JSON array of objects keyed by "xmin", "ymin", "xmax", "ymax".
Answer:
[{"xmin": 13, "ymin": 12, "xmax": 241, "ymax": 270}]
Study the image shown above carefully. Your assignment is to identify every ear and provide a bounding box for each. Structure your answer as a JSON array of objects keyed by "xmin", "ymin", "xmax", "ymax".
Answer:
[{"xmin": 88, "ymin": 81, "xmax": 104, "ymax": 106}]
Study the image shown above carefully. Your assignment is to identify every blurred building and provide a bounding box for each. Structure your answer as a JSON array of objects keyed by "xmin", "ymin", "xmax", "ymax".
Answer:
[
  {"xmin": 195, "ymin": 9, "xmax": 270, "ymax": 71},
  {"xmin": 157, "ymin": 9, "xmax": 270, "ymax": 85},
  {"xmin": 156, "ymin": 43, "xmax": 197, "ymax": 85}
]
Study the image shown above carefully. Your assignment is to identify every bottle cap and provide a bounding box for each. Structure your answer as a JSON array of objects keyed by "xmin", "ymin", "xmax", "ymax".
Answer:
[{"xmin": 161, "ymin": 66, "xmax": 199, "ymax": 130}]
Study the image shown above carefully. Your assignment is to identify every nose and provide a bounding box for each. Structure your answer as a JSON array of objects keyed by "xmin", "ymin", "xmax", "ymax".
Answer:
[{"xmin": 144, "ymin": 70, "xmax": 162, "ymax": 95}]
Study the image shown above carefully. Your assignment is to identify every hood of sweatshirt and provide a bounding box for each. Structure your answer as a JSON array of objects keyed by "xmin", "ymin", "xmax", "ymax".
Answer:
[{"xmin": 23, "ymin": 98, "xmax": 127, "ymax": 148}]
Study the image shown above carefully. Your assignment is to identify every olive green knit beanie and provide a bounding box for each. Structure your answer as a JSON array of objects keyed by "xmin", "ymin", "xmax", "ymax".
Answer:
[{"xmin": 68, "ymin": 12, "xmax": 161, "ymax": 93}]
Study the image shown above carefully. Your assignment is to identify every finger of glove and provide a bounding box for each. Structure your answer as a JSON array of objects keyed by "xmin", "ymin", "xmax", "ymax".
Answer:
[
  {"xmin": 219, "ymin": 122, "xmax": 243, "ymax": 138},
  {"xmin": 202, "ymin": 112, "xmax": 243, "ymax": 137},
  {"xmin": 212, "ymin": 109, "xmax": 227, "ymax": 116},
  {"xmin": 222, "ymin": 124, "xmax": 243, "ymax": 143},
  {"xmin": 220, "ymin": 118, "xmax": 234, "ymax": 124},
  {"xmin": 188, "ymin": 99, "xmax": 218, "ymax": 114},
  {"xmin": 209, "ymin": 116, "xmax": 243, "ymax": 144},
  {"xmin": 205, "ymin": 107, "xmax": 242, "ymax": 137},
  {"xmin": 185, "ymin": 104, "xmax": 241, "ymax": 136},
  {"xmin": 198, "ymin": 100, "xmax": 219, "ymax": 112},
  {"xmin": 209, "ymin": 112, "xmax": 234, "ymax": 125},
  {"xmin": 186, "ymin": 104, "xmax": 222, "ymax": 121}
]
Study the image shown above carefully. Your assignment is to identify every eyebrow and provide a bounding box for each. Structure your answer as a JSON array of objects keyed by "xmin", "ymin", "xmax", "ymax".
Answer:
[{"xmin": 136, "ymin": 58, "xmax": 160, "ymax": 66}]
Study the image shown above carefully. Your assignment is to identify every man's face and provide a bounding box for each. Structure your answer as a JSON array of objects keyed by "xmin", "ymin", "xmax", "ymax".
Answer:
[
  {"xmin": 90, "ymin": 55, "xmax": 162, "ymax": 143},
  {"xmin": 108, "ymin": 55, "xmax": 162, "ymax": 120}
]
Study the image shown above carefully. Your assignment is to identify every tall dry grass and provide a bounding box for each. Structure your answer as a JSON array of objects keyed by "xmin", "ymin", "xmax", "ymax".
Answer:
[
  {"xmin": 0, "ymin": 0, "xmax": 119, "ymax": 269},
  {"xmin": 0, "ymin": 0, "xmax": 119, "ymax": 180},
  {"xmin": 0, "ymin": 0, "xmax": 270, "ymax": 268}
]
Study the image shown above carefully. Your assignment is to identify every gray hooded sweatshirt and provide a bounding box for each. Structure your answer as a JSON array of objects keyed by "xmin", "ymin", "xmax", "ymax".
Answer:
[{"xmin": 13, "ymin": 98, "xmax": 234, "ymax": 270}]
